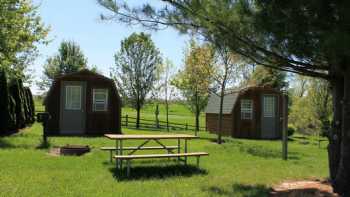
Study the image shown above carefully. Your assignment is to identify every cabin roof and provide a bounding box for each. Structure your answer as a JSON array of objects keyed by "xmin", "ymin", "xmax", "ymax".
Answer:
[
  {"xmin": 204, "ymin": 86, "xmax": 281, "ymax": 114},
  {"xmin": 205, "ymin": 91, "xmax": 240, "ymax": 114}
]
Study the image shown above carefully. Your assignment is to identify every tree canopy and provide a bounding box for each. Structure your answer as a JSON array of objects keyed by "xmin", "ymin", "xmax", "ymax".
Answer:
[
  {"xmin": 0, "ymin": 0, "xmax": 49, "ymax": 79},
  {"xmin": 248, "ymin": 65, "xmax": 288, "ymax": 91},
  {"xmin": 112, "ymin": 32, "xmax": 162, "ymax": 128},
  {"xmin": 171, "ymin": 40, "xmax": 214, "ymax": 133},
  {"xmin": 39, "ymin": 41, "xmax": 88, "ymax": 90}
]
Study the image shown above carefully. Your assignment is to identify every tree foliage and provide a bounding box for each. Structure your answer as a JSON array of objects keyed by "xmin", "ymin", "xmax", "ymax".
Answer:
[
  {"xmin": 249, "ymin": 65, "xmax": 288, "ymax": 91},
  {"xmin": 171, "ymin": 40, "xmax": 214, "ymax": 133},
  {"xmin": 0, "ymin": 0, "xmax": 48, "ymax": 79},
  {"xmin": 112, "ymin": 32, "xmax": 162, "ymax": 128},
  {"xmin": 39, "ymin": 41, "xmax": 88, "ymax": 90},
  {"xmin": 289, "ymin": 77, "xmax": 332, "ymax": 136}
]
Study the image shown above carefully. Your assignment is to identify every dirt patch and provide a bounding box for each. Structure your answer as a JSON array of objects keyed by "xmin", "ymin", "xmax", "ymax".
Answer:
[{"xmin": 271, "ymin": 180, "xmax": 338, "ymax": 197}]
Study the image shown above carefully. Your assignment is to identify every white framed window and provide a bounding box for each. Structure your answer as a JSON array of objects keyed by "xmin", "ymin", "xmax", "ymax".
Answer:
[
  {"xmin": 241, "ymin": 99, "xmax": 253, "ymax": 120},
  {"xmin": 93, "ymin": 89, "xmax": 108, "ymax": 111},
  {"xmin": 263, "ymin": 96, "xmax": 276, "ymax": 118},
  {"xmin": 65, "ymin": 86, "xmax": 82, "ymax": 110}
]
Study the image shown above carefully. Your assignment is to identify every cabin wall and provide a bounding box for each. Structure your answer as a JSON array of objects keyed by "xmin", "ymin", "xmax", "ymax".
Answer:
[
  {"xmin": 45, "ymin": 72, "xmax": 121, "ymax": 135},
  {"xmin": 206, "ymin": 113, "xmax": 233, "ymax": 136},
  {"xmin": 232, "ymin": 88, "xmax": 284, "ymax": 139},
  {"xmin": 232, "ymin": 90, "xmax": 261, "ymax": 138},
  {"xmin": 45, "ymin": 81, "xmax": 61, "ymax": 135}
]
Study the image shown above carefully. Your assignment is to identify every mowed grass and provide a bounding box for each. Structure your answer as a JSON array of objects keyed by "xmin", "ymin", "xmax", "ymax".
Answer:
[
  {"xmin": 122, "ymin": 102, "xmax": 206, "ymax": 127},
  {"xmin": 0, "ymin": 122, "xmax": 329, "ymax": 197}
]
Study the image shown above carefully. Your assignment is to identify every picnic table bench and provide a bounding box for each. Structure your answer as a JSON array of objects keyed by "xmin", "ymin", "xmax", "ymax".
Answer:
[{"xmin": 103, "ymin": 134, "xmax": 209, "ymax": 177}]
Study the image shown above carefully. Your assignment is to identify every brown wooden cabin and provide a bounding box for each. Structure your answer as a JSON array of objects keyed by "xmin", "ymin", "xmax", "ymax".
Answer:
[
  {"xmin": 44, "ymin": 69, "xmax": 121, "ymax": 135},
  {"xmin": 205, "ymin": 86, "xmax": 287, "ymax": 139}
]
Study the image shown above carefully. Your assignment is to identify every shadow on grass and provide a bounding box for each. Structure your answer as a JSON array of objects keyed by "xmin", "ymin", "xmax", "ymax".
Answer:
[
  {"xmin": 236, "ymin": 144, "xmax": 303, "ymax": 160},
  {"xmin": 109, "ymin": 164, "xmax": 207, "ymax": 181},
  {"xmin": 203, "ymin": 183, "xmax": 270, "ymax": 197},
  {"xmin": 36, "ymin": 140, "xmax": 51, "ymax": 149},
  {"xmin": 0, "ymin": 138, "xmax": 15, "ymax": 148}
]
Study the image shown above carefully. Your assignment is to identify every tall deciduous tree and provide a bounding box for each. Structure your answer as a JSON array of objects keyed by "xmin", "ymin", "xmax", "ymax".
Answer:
[
  {"xmin": 210, "ymin": 45, "xmax": 245, "ymax": 144},
  {"xmin": 39, "ymin": 41, "xmax": 88, "ymax": 90},
  {"xmin": 171, "ymin": 40, "xmax": 213, "ymax": 135},
  {"xmin": 0, "ymin": 0, "xmax": 49, "ymax": 79},
  {"xmin": 112, "ymin": 32, "xmax": 162, "ymax": 128},
  {"xmin": 162, "ymin": 59, "xmax": 175, "ymax": 132},
  {"xmin": 99, "ymin": 1, "xmax": 350, "ymax": 194}
]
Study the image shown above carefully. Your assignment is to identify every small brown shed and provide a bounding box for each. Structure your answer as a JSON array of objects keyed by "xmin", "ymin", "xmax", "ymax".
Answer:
[
  {"xmin": 44, "ymin": 69, "xmax": 121, "ymax": 135},
  {"xmin": 205, "ymin": 86, "xmax": 287, "ymax": 139}
]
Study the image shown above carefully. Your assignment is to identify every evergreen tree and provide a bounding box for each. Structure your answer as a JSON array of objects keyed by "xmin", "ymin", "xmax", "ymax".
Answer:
[{"xmin": 0, "ymin": 69, "xmax": 10, "ymax": 133}]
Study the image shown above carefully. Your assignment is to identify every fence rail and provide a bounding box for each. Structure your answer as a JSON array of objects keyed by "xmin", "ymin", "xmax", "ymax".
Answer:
[{"xmin": 121, "ymin": 115, "xmax": 206, "ymax": 131}]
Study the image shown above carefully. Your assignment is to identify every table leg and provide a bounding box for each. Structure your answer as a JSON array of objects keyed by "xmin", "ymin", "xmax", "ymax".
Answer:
[
  {"xmin": 116, "ymin": 140, "xmax": 119, "ymax": 167},
  {"xmin": 119, "ymin": 140, "xmax": 123, "ymax": 170},
  {"xmin": 184, "ymin": 139, "xmax": 188, "ymax": 165},
  {"xmin": 177, "ymin": 139, "xmax": 181, "ymax": 162}
]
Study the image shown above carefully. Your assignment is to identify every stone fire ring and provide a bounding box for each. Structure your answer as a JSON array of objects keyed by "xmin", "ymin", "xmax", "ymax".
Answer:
[{"xmin": 49, "ymin": 145, "xmax": 90, "ymax": 156}]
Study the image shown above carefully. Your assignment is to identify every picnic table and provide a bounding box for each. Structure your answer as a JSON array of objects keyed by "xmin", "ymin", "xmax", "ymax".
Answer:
[{"xmin": 103, "ymin": 134, "xmax": 208, "ymax": 177}]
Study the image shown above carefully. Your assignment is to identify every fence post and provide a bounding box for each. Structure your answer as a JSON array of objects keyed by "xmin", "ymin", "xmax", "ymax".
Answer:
[
  {"xmin": 125, "ymin": 114, "xmax": 128, "ymax": 127},
  {"xmin": 185, "ymin": 123, "xmax": 188, "ymax": 130}
]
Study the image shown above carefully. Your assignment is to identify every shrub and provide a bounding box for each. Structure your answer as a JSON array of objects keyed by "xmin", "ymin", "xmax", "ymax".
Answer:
[{"xmin": 287, "ymin": 127, "xmax": 295, "ymax": 137}]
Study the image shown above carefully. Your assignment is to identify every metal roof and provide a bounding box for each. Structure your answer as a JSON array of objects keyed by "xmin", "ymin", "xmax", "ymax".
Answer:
[{"xmin": 205, "ymin": 91, "xmax": 239, "ymax": 114}]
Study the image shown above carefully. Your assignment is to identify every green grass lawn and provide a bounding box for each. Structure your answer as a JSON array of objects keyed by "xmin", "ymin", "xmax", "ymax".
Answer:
[{"xmin": 0, "ymin": 123, "xmax": 329, "ymax": 197}]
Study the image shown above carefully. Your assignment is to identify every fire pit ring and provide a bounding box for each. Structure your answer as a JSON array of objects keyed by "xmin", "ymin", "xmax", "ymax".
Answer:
[{"xmin": 49, "ymin": 145, "xmax": 90, "ymax": 156}]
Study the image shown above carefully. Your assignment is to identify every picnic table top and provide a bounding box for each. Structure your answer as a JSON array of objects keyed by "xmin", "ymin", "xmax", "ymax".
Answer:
[{"xmin": 104, "ymin": 134, "xmax": 199, "ymax": 140}]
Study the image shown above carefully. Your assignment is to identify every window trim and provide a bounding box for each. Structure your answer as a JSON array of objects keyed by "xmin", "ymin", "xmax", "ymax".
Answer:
[
  {"xmin": 240, "ymin": 99, "xmax": 253, "ymax": 120},
  {"xmin": 65, "ymin": 85, "xmax": 82, "ymax": 110},
  {"xmin": 92, "ymin": 88, "xmax": 108, "ymax": 112}
]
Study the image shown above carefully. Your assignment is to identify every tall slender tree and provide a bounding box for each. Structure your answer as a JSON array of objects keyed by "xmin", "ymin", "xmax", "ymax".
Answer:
[
  {"xmin": 171, "ymin": 40, "xmax": 214, "ymax": 135},
  {"xmin": 112, "ymin": 32, "xmax": 162, "ymax": 128},
  {"xmin": 209, "ymin": 45, "xmax": 245, "ymax": 144}
]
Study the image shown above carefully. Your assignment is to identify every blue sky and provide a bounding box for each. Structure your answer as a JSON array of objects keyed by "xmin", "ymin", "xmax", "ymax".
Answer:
[{"xmin": 31, "ymin": 0, "xmax": 189, "ymax": 94}]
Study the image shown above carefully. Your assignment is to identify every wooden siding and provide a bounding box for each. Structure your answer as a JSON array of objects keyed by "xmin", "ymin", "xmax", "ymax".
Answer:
[
  {"xmin": 206, "ymin": 113, "xmax": 233, "ymax": 136},
  {"xmin": 44, "ymin": 70, "xmax": 121, "ymax": 135}
]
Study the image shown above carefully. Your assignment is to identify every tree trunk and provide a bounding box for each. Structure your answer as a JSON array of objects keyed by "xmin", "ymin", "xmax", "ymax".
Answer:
[
  {"xmin": 328, "ymin": 76, "xmax": 344, "ymax": 181},
  {"xmin": 195, "ymin": 107, "xmax": 199, "ymax": 136},
  {"xmin": 136, "ymin": 105, "xmax": 141, "ymax": 129},
  {"xmin": 218, "ymin": 85, "xmax": 225, "ymax": 144},
  {"xmin": 334, "ymin": 67, "xmax": 350, "ymax": 195},
  {"xmin": 166, "ymin": 99, "xmax": 169, "ymax": 132}
]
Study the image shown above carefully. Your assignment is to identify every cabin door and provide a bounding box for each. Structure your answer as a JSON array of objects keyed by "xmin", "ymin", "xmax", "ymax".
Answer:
[
  {"xmin": 261, "ymin": 95, "xmax": 278, "ymax": 139},
  {"xmin": 60, "ymin": 81, "xmax": 86, "ymax": 134}
]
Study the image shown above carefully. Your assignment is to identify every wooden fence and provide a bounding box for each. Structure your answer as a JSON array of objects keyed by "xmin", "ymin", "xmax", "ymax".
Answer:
[{"xmin": 121, "ymin": 115, "xmax": 206, "ymax": 131}]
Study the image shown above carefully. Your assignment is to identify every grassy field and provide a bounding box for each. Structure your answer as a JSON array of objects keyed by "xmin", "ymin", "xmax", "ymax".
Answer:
[{"xmin": 0, "ymin": 122, "xmax": 329, "ymax": 197}]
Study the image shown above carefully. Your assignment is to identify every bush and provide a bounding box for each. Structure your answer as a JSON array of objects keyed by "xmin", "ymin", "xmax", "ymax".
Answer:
[{"xmin": 287, "ymin": 127, "xmax": 295, "ymax": 137}]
